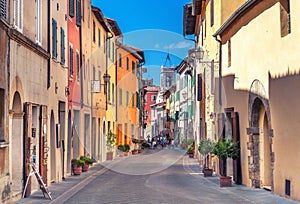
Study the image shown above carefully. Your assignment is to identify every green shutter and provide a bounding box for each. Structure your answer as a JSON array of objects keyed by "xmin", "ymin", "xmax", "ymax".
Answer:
[
  {"xmin": 52, "ymin": 18, "xmax": 57, "ymax": 59},
  {"xmin": 69, "ymin": 0, "xmax": 74, "ymax": 17},
  {"xmin": 191, "ymin": 75, "xmax": 195, "ymax": 86},
  {"xmin": 119, "ymin": 88, "xmax": 122, "ymax": 105},
  {"xmin": 60, "ymin": 28, "xmax": 65, "ymax": 65},
  {"xmin": 76, "ymin": 0, "xmax": 81, "ymax": 26}
]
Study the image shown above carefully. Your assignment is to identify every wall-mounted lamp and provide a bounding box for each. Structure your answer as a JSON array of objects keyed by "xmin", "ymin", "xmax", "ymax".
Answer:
[
  {"xmin": 101, "ymin": 73, "xmax": 111, "ymax": 94},
  {"xmin": 65, "ymin": 87, "xmax": 70, "ymax": 96}
]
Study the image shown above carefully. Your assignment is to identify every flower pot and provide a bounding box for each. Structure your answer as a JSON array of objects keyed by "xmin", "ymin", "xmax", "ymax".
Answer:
[
  {"xmin": 82, "ymin": 164, "xmax": 89, "ymax": 172},
  {"xmin": 106, "ymin": 152, "xmax": 113, "ymax": 160},
  {"xmin": 220, "ymin": 176, "xmax": 232, "ymax": 187},
  {"xmin": 203, "ymin": 168, "xmax": 213, "ymax": 177},
  {"xmin": 188, "ymin": 153, "xmax": 194, "ymax": 158},
  {"xmin": 132, "ymin": 150, "xmax": 137, "ymax": 155},
  {"xmin": 72, "ymin": 164, "xmax": 82, "ymax": 175},
  {"xmin": 118, "ymin": 152, "xmax": 124, "ymax": 157},
  {"xmin": 124, "ymin": 152, "xmax": 128, "ymax": 156},
  {"xmin": 138, "ymin": 149, "xmax": 142, "ymax": 154}
]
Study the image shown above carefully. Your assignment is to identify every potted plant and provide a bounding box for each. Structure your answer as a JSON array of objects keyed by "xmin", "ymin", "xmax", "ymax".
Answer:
[
  {"xmin": 131, "ymin": 138, "xmax": 138, "ymax": 155},
  {"xmin": 211, "ymin": 136, "xmax": 239, "ymax": 187},
  {"xmin": 80, "ymin": 156, "xmax": 93, "ymax": 172},
  {"xmin": 71, "ymin": 158, "xmax": 85, "ymax": 175},
  {"xmin": 117, "ymin": 144, "xmax": 125, "ymax": 157},
  {"xmin": 123, "ymin": 144, "xmax": 130, "ymax": 156},
  {"xmin": 186, "ymin": 140, "xmax": 195, "ymax": 158},
  {"xmin": 198, "ymin": 138, "xmax": 215, "ymax": 177},
  {"xmin": 106, "ymin": 131, "xmax": 117, "ymax": 160}
]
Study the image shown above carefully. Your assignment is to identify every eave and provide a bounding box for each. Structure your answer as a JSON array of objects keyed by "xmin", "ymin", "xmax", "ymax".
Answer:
[{"xmin": 92, "ymin": 6, "xmax": 110, "ymax": 33}]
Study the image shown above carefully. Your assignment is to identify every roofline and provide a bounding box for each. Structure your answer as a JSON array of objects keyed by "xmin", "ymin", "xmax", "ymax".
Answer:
[
  {"xmin": 213, "ymin": 0, "xmax": 258, "ymax": 37},
  {"xmin": 91, "ymin": 6, "xmax": 110, "ymax": 33}
]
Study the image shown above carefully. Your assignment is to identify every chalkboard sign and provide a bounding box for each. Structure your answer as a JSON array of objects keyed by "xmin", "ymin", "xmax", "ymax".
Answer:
[{"xmin": 22, "ymin": 163, "xmax": 52, "ymax": 200}]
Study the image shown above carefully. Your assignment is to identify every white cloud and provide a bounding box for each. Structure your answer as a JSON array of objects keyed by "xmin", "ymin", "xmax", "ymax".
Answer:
[
  {"xmin": 164, "ymin": 41, "xmax": 192, "ymax": 49},
  {"xmin": 154, "ymin": 44, "xmax": 160, "ymax": 48}
]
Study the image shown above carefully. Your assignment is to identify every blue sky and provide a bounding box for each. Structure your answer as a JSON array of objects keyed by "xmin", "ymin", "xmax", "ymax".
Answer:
[{"xmin": 92, "ymin": 0, "xmax": 193, "ymax": 85}]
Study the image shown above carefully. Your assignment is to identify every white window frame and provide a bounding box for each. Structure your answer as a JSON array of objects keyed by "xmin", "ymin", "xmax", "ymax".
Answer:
[
  {"xmin": 14, "ymin": 0, "xmax": 23, "ymax": 32},
  {"xmin": 35, "ymin": 0, "xmax": 42, "ymax": 44}
]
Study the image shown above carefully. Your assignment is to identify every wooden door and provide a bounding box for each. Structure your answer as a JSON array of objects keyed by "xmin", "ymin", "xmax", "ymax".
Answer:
[{"xmin": 39, "ymin": 105, "xmax": 48, "ymax": 184}]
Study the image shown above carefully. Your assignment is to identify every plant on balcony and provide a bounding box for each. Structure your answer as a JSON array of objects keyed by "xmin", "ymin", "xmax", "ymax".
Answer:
[
  {"xmin": 198, "ymin": 138, "xmax": 215, "ymax": 177},
  {"xmin": 211, "ymin": 136, "xmax": 239, "ymax": 187}
]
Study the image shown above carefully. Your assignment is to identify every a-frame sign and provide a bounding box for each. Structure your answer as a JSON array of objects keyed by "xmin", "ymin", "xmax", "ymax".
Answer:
[{"xmin": 22, "ymin": 163, "xmax": 52, "ymax": 200}]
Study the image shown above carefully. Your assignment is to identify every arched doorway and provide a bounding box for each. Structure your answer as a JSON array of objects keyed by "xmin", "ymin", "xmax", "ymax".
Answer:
[
  {"xmin": 248, "ymin": 80, "xmax": 273, "ymax": 190},
  {"xmin": 10, "ymin": 92, "xmax": 23, "ymax": 193},
  {"xmin": 50, "ymin": 111, "xmax": 56, "ymax": 182}
]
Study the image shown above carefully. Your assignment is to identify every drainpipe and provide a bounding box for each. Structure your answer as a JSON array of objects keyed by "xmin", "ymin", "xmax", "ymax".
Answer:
[
  {"xmin": 47, "ymin": 0, "xmax": 51, "ymax": 89},
  {"xmin": 106, "ymin": 32, "xmax": 113, "ymax": 112},
  {"xmin": 214, "ymin": 35, "xmax": 222, "ymax": 106}
]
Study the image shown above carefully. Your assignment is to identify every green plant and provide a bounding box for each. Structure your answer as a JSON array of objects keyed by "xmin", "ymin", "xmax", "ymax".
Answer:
[
  {"xmin": 198, "ymin": 139, "xmax": 215, "ymax": 169},
  {"xmin": 211, "ymin": 137, "xmax": 239, "ymax": 176},
  {"xmin": 106, "ymin": 131, "xmax": 117, "ymax": 152},
  {"xmin": 118, "ymin": 144, "xmax": 126, "ymax": 152},
  {"xmin": 71, "ymin": 158, "xmax": 85, "ymax": 167},
  {"xmin": 123, "ymin": 144, "xmax": 130, "ymax": 152},
  {"xmin": 80, "ymin": 156, "xmax": 93, "ymax": 165},
  {"xmin": 186, "ymin": 147, "xmax": 194, "ymax": 154},
  {"xmin": 186, "ymin": 138, "xmax": 194, "ymax": 146}
]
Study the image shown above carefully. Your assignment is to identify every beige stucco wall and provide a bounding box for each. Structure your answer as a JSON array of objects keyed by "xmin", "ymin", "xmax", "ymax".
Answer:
[
  {"xmin": 220, "ymin": 0, "xmax": 300, "ymax": 201},
  {"xmin": 48, "ymin": 0, "xmax": 69, "ymax": 183}
]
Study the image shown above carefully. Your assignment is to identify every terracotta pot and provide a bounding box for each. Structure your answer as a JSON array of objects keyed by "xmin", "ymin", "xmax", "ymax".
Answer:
[
  {"xmin": 138, "ymin": 149, "xmax": 142, "ymax": 154},
  {"xmin": 124, "ymin": 152, "xmax": 128, "ymax": 156},
  {"xmin": 188, "ymin": 153, "xmax": 194, "ymax": 158},
  {"xmin": 118, "ymin": 152, "xmax": 124, "ymax": 157},
  {"xmin": 203, "ymin": 168, "xmax": 213, "ymax": 177},
  {"xmin": 132, "ymin": 150, "xmax": 137, "ymax": 155},
  {"xmin": 72, "ymin": 164, "xmax": 82, "ymax": 175},
  {"xmin": 82, "ymin": 164, "xmax": 89, "ymax": 172},
  {"xmin": 220, "ymin": 176, "xmax": 232, "ymax": 187},
  {"xmin": 106, "ymin": 152, "xmax": 113, "ymax": 160}
]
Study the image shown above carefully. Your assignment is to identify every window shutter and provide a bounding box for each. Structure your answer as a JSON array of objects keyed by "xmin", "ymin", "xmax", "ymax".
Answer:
[
  {"xmin": 69, "ymin": 0, "xmax": 74, "ymax": 17},
  {"xmin": 76, "ymin": 0, "xmax": 81, "ymax": 26},
  {"xmin": 60, "ymin": 28, "xmax": 65, "ymax": 65},
  {"xmin": 70, "ymin": 46, "xmax": 73, "ymax": 76},
  {"xmin": 0, "ymin": 0, "xmax": 7, "ymax": 18},
  {"xmin": 76, "ymin": 52, "xmax": 80, "ymax": 80},
  {"xmin": 197, "ymin": 74, "xmax": 202, "ymax": 101},
  {"xmin": 132, "ymin": 93, "xmax": 134, "ymax": 107},
  {"xmin": 210, "ymin": 0, "xmax": 214, "ymax": 26},
  {"xmin": 52, "ymin": 19, "xmax": 57, "ymax": 59}
]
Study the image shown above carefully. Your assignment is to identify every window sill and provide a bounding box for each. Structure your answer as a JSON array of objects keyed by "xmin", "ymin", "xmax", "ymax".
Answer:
[{"xmin": 0, "ymin": 141, "xmax": 9, "ymax": 148}]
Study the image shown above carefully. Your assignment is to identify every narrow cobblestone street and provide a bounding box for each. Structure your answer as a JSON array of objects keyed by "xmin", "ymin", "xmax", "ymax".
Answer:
[{"xmin": 15, "ymin": 148, "xmax": 299, "ymax": 204}]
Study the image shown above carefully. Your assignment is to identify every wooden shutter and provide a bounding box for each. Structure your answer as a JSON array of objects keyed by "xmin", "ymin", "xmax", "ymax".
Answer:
[
  {"xmin": 197, "ymin": 74, "xmax": 202, "ymax": 101},
  {"xmin": 0, "ymin": 0, "xmax": 6, "ymax": 18},
  {"xmin": 76, "ymin": 0, "xmax": 81, "ymax": 26},
  {"xmin": 210, "ymin": 0, "xmax": 214, "ymax": 26},
  {"xmin": 60, "ymin": 28, "xmax": 65, "ymax": 65},
  {"xmin": 24, "ymin": 102, "xmax": 32, "ymax": 197},
  {"xmin": 39, "ymin": 105, "xmax": 48, "ymax": 184},
  {"xmin": 70, "ymin": 46, "xmax": 73, "ymax": 76},
  {"xmin": 52, "ymin": 19, "xmax": 57, "ymax": 59},
  {"xmin": 69, "ymin": 0, "xmax": 74, "ymax": 17}
]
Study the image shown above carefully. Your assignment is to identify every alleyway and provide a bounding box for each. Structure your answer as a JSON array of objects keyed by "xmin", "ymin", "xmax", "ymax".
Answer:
[{"xmin": 14, "ymin": 149, "xmax": 299, "ymax": 204}]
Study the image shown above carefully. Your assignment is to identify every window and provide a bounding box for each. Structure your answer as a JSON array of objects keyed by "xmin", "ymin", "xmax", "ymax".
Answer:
[
  {"xmin": 126, "ymin": 57, "xmax": 129, "ymax": 70},
  {"xmin": 119, "ymin": 88, "xmax": 123, "ymax": 105},
  {"xmin": 0, "ymin": 0, "xmax": 7, "ymax": 18},
  {"xmin": 69, "ymin": 46, "xmax": 74, "ymax": 77},
  {"xmin": 52, "ymin": 19, "xmax": 57, "ymax": 59},
  {"xmin": 0, "ymin": 89, "xmax": 4, "ymax": 141},
  {"xmin": 14, "ymin": 0, "xmax": 22, "ymax": 30},
  {"xmin": 81, "ymin": 0, "xmax": 84, "ymax": 21},
  {"xmin": 76, "ymin": 0, "xmax": 81, "ymax": 26},
  {"xmin": 210, "ymin": 0, "xmax": 214, "ymax": 26},
  {"xmin": 35, "ymin": 0, "xmax": 42, "ymax": 44},
  {"xmin": 92, "ymin": 20, "xmax": 95, "ymax": 42},
  {"xmin": 119, "ymin": 53, "xmax": 122, "ymax": 67},
  {"xmin": 280, "ymin": 0, "xmax": 291, "ymax": 37},
  {"xmin": 112, "ymin": 83, "xmax": 114, "ymax": 104},
  {"xmin": 228, "ymin": 40, "xmax": 231, "ymax": 67},
  {"xmin": 151, "ymin": 95, "xmax": 156, "ymax": 102},
  {"xmin": 60, "ymin": 28, "xmax": 65, "ymax": 65},
  {"xmin": 126, "ymin": 91, "xmax": 129, "ymax": 107},
  {"xmin": 131, "ymin": 124, "xmax": 134, "ymax": 138},
  {"xmin": 132, "ymin": 61, "xmax": 135, "ymax": 73},
  {"xmin": 132, "ymin": 93, "xmax": 134, "ymax": 107},
  {"xmin": 92, "ymin": 66, "xmax": 95, "ymax": 81},
  {"xmin": 76, "ymin": 52, "xmax": 80, "ymax": 81},
  {"xmin": 69, "ymin": 0, "xmax": 74, "ymax": 17},
  {"xmin": 107, "ymin": 82, "xmax": 110, "ymax": 102},
  {"xmin": 98, "ymin": 28, "xmax": 101, "ymax": 47}
]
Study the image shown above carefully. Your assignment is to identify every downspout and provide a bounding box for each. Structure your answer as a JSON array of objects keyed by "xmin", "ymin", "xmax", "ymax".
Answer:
[
  {"xmin": 106, "ymin": 32, "xmax": 113, "ymax": 111},
  {"xmin": 114, "ymin": 41, "xmax": 120, "ymax": 122},
  {"xmin": 214, "ymin": 35, "xmax": 222, "ymax": 106},
  {"xmin": 47, "ymin": 0, "xmax": 51, "ymax": 89},
  {"xmin": 79, "ymin": 23, "xmax": 83, "ymax": 108}
]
